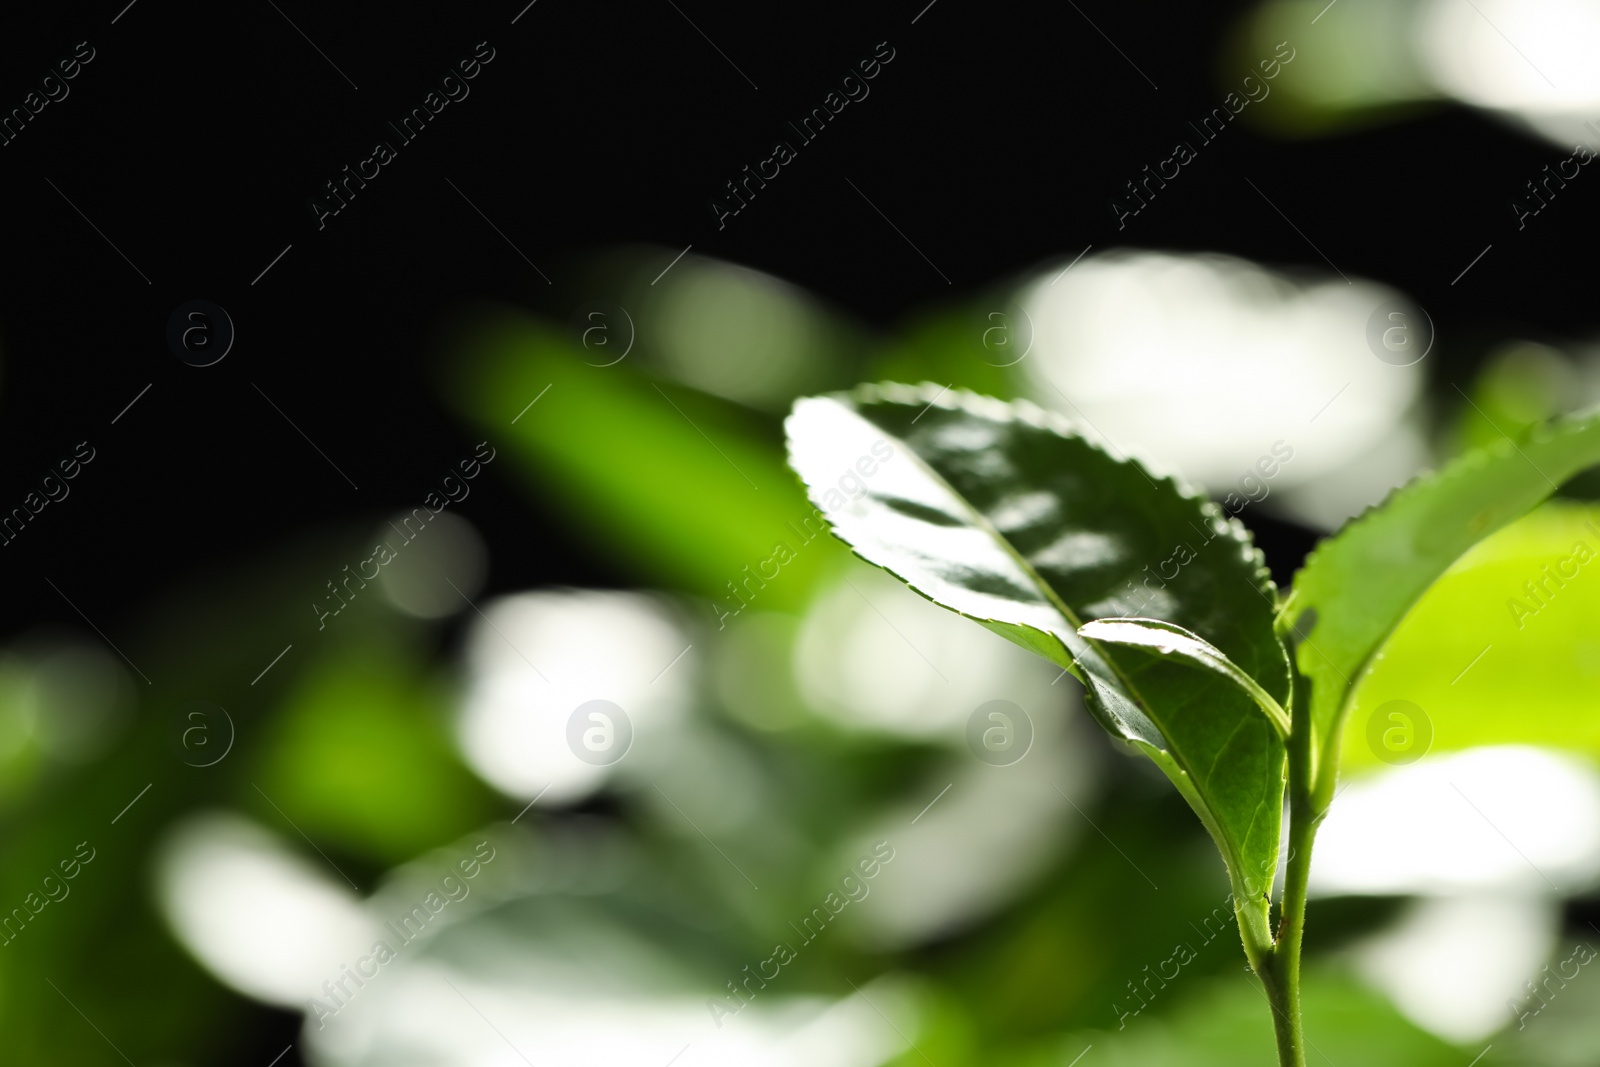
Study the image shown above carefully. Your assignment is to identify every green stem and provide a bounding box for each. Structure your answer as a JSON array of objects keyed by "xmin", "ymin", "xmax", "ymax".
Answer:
[
  {"xmin": 1264, "ymin": 798, "xmax": 1316, "ymax": 1067},
  {"xmin": 1236, "ymin": 656, "xmax": 1325, "ymax": 1067},
  {"xmin": 1258, "ymin": 953, "xmax": 1300, "ymax": 1066},
  {"xmin": 1262, "ymin": 667, "xmax": 1322, "ymax": 1067}
]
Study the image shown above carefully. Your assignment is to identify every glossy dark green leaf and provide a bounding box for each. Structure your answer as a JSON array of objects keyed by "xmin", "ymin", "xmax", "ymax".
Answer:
[
  {"xmin": 1288, "ymin": 408, "xmax": 1600, "ymax": 796},
  {"xmin": 785, "ymin": 383, "xmax": 1291, "ymax": 908}
]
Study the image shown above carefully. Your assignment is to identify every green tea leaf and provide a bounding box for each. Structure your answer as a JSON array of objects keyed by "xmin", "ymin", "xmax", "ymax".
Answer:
[
  {"xmin": 1079, "ymin": 617, "xmax": 1291, "ymax": 739},
  {"xmin": 785, "ymin": 383, "xmax": 1291, "ymax": 907},
  {"xmin": 1288, "ymin": 407, "xmax": 1600, "ymax": 794},
  {"xmin": 1343, "ymin": 501, "xmax": 1600, "ymax": 770}
]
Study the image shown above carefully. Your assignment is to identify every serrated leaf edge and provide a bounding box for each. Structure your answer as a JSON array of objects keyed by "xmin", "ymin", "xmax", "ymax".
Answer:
[
  {"xmin": 849, "ymin": 381, "xmax": 1282, "ymax": 602},
  {"xmin": 784, "ymin": 382, "xmax": 1290, "ymax": 904}
]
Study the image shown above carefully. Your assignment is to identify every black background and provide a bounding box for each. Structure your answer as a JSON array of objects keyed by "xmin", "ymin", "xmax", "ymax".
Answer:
[
  {"xmin": 3, "ymin": 0, "xmax": 1587, "ymax": 633},
  {"xmin": 0, "ymin": 0, "xmax": 1590, "ymax": 634},
  {"xmin": 0, "ymin": 2, "xmax": 1591, "ymax": 1056}
]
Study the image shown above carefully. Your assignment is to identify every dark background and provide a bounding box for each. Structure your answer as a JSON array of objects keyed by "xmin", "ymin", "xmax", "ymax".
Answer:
[
  {"xmin": 1, "ymin": 0, "xmax": 1589, "ymax": 637},
  {"xmin": 0, "ymin": 2, "xmax": 1590, "ymax": 1057}
]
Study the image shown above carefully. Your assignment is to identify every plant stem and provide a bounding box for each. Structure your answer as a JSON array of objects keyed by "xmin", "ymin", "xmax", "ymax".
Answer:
[
  {"xmin": 1263, "ymin": 799, "xmax": 1316, "ymax": 1066},
  {"xmin": 1259, "ymin": 669, "xmax": 1322, "ymax": 1067},
  {"xmin": 1258, "ymin": 953, "xmax": 1300, "ymax": 1066}
]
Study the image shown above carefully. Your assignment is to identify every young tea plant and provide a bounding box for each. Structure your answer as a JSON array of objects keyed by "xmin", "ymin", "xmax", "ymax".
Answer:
[{"xmin": 784, "ymin": 382, "xmax": 1600, "ymax": 1065}]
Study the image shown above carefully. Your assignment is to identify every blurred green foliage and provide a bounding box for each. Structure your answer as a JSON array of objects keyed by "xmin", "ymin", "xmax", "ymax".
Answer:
[
  {"xmin": 3, "ymin": 253, "xmax": 1598, "ymax": 1066},
  {"xmin": 446, "ymin": 307, "xmax": 848, "ymax": 611},
  {"xmin": 249, "ymin": 639, "xmax": 496, "ymax": 865}
]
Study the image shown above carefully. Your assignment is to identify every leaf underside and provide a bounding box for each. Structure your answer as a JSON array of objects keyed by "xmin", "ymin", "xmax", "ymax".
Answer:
[
  {"xmin": 785, "ymin": 383, "xmax": 1291, "ymax": 894},
  {"xmin": 1289, "ymin": 407, "xmax": 1600, "ymax": 786}
]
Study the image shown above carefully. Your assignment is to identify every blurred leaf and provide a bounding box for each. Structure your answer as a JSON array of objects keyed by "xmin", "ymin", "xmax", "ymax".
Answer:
[
  {"xmin": 1022, "ymin": 967, "xmax": 1461, "ymax": 1067},
  {"xmin": 562, "ymin": 246, "xmax": 869, "ymax": 413},
  {"xmin": 0, "ymin": 655, "xmax": 44, "ymax": 807},
  {"xmin": 937, "ymin": 782, "xmax": 1244, "ymax": 1042},
  {"xmin": 869, "ymin": 299, "xmax": 1033, "ymax": 402},
  {"xmin": 1231, "ymin": 0, "xmax": 1441, "ymax": 137},
  {"xmin": 446, "ymin": 307, "xmax": 842, "ymax": 611},
  {"xmin": 784, "ymin": 383, "xmax": 1289, "ymax": 923},
  {"xmin": 1344, "ymin": 501, "xmax": 1600, "ymax": 770},
  {"xmin": 251, "ymin": 639, "xmax": 495, "ymax": 864},
  {"xmin": 1453, "ymin": 343, "xmax": 1576, "ymax": 457},
  {"xmin": 878, "ymin": 982, "xmax": 978, "ymax": 1067},
  {"xmin": 627, "ymin": 250, "xmax": 865, "ymax": 411},
  {"xmin": 1290, "ymin": 408, "xmax": 1600, "ymax": 793}
]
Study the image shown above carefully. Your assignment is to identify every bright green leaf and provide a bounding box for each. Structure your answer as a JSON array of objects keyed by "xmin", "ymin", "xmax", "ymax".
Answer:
[
  {"xmin": 785, "ymin": 383, "xmax": 1291, "ymax": 909},
  {"xmin": 1343, "ymin": 501, "xmax": 1600, "ymax": 770},
  {"xmin": 1288, "ymin": 407, "xmax": 1600, "ymax": 796}
]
